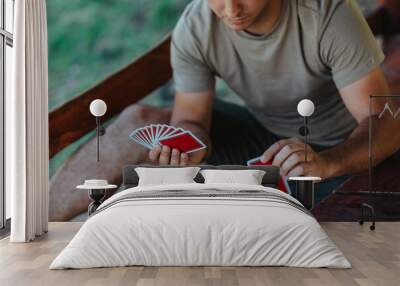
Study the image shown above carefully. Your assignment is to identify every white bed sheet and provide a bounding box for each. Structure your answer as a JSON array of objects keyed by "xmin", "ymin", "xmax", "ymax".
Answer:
[{"xmin": 50, "ymin": 183, "xmax": 350, "ymax": 269}]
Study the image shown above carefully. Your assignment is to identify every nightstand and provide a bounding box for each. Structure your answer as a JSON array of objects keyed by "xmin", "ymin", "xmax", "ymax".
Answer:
[
  {"xmin": 288, "ymin": 176, "xmax": 321, "ymax": 210},
  {"xmin": 76, "ymin": 180, "xmax": 117, "ymax": 215}
]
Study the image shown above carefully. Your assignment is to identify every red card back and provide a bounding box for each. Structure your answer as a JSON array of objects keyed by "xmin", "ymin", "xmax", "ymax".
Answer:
[
  {"xmin": 159, "ymin": 132, "xmax": 205, "ymax": 153},
  {"xmin": 248, "ymin": 159, "xmax": 288, "ymax": 193}
]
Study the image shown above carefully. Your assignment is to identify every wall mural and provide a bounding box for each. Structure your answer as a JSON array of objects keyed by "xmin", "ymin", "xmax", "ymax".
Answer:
[
  {"xmin": 378, "ymin": 102, "xmax": 400, "ymax": 119},
  {"xmin": 47, "ymin": 1, "xmax": 400, "ymax": 223}
]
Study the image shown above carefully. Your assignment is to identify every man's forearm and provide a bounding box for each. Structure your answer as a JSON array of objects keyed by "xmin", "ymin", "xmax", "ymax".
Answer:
[{"xmin": 319, "ymin": 115, "xmax": 400, "ymax": 178}]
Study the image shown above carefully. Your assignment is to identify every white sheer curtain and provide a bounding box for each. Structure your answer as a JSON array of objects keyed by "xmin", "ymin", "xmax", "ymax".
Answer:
[{"xmin": 7, "ymin": 0, "xmax": 49, "ymax": 242}]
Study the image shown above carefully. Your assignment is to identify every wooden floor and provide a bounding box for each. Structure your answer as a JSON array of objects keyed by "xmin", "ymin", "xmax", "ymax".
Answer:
[{"xmin": 0, "ymin": 222, "xmax": 399, "ymax": 286}]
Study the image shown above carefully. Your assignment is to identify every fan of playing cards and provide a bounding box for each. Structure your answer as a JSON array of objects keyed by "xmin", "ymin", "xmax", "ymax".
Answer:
[{"xmin": 129, "ymin": 124, "xmax": 207, "ymax": 154}]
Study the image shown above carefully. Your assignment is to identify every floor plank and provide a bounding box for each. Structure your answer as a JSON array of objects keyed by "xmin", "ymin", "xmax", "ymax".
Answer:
[{"xmin": 0, "ymin": 222, "xmax": 399, "ymax": 286}]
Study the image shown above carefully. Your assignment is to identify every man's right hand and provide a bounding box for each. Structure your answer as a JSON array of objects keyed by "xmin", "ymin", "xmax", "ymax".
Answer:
[
  {"xmin": 153, "ymin": 88, "xmax": 214, "ymax": 166},
  {"xmin": 148, "ymin": 144, "xmax": 208, "ymax": 166}
]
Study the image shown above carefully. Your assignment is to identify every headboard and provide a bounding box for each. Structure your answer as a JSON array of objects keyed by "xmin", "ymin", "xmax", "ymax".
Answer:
[{"xmin": 119, "ymin": 164, "xmax": 280, "ymax": 191}]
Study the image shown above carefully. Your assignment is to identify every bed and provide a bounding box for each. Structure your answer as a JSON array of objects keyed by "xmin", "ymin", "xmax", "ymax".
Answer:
[{"xmin": 50, "ymin": 165, "xmax": 350, "ymax": 269}]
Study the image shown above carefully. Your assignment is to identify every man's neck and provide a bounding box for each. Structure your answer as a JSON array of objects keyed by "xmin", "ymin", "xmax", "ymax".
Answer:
[{"xmin": 244, "ymin": 0, "xmax": 283, "ymax": 36}]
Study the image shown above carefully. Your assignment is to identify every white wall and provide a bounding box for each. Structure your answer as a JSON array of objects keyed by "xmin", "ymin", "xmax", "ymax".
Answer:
[{"xmin": 5, "ymin": 44, "xmax": 12, "ymax": 219}]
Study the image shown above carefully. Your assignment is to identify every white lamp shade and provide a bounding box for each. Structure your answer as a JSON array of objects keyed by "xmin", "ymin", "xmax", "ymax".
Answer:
[
  {"xmin": 297, "ymin": 99, "xmax": 315, "ymax": 117},
  {"xmin": 90, "ymin": 99, "xmax": 107, "ymax": 117}
]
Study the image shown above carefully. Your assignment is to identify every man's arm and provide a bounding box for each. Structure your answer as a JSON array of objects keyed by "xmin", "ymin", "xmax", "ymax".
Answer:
[
  {"xmin": 152, "ymin": 5, "xmax": 216, "ymax": 165},
  {"xmin": 319, "ymin": 67, "xmax": 400, "ymax": 177},
  {"xmin": 148, "ymin": 89, "xmax": 215, "ymax": 165},
  {"xmin": 261, "ymin": 67, "xmax": 400, "ymax": 179}
]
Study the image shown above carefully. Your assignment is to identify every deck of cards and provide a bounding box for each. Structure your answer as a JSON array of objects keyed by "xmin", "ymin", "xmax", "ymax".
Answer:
[
  {"xmin": 247, "ymin": 156, "xmax": 291, "ymax": 193},
  {"xmin": 129, "ymin": 124, "xmax": 207, "ymax": 154}
]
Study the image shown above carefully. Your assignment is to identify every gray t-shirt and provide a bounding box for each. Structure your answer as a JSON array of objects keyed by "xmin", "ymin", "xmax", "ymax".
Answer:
[{"xmin": 171, "ymin": 0, "xmax": 384, "ymax": 146}]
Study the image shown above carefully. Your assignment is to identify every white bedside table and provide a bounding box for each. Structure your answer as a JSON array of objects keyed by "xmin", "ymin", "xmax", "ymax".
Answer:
[
  {"xmin": 288, "ymin": 176, "xmax": 321, "ymax": 210},
  {"xmin": 77, "ymin": 180, "xmax": 117, "ymax": 215}
]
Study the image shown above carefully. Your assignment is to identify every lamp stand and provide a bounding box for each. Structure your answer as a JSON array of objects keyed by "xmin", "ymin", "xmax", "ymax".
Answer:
[
  {"xmin": 291, "ymin": 116, "xmax": 319, "ymax": 210},
  {"xmin": 304, "ymin": 116, "xmax": 308, "ymax": 162},
  {"xmin": 96, "ymin": 117, "xmax": 100, "ymax": 162},
  {"xmin": 95, "ymin": 117, "xmax": 106, "ymax": 162}
]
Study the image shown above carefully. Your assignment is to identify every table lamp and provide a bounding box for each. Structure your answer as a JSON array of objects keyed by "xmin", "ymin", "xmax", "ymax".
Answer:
[
  {"xmin": 89, "ymin": 99, "xmax": 107, "ymax": 162},
  {"xmin": 288, "ymin": 99, "xmax": 319, "ymax": 210},
  {"xmin": 297, "ymin": 99, "xmax": 315, "ymax": 162}
]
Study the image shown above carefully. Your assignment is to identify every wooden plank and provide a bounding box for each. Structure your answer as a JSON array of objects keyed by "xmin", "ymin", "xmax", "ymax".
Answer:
[{"xmin": 49, "ymin": 35, "xmax": 172, "ymax": 158}]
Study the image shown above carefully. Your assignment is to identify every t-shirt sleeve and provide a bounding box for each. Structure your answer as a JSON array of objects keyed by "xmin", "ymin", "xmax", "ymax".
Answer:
[
  {"xmin": 319, "ymin": 0, "xmax": 385, "ymax": 89},
  {"xmin": 171, "ymin": 16, "xmax": 215, "ymax": 93}
]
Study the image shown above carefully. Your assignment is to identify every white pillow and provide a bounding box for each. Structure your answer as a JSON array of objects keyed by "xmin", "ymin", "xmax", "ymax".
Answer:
[
  {"xmin": 135, "ymin": 167, "xmax": 201, "ymax": 186},
  {"xmin": 200, "ymin": 169, "xmax": 266, "ymax": 185}
]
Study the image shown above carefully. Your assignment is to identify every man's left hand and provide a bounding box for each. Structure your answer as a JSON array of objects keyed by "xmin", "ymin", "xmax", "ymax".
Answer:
[{"xmin": 260, "ymin": 138, "xmax": 332, "ymax": 179}]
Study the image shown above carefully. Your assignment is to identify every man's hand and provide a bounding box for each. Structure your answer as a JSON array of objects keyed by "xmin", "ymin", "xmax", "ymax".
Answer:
[
  {"xmin": 260, "ymin": 138, "xmax": 332, "ymax": 179},
  {"xmin": 148, "ymin": 145, "xmax": 207, "ymax": 166},
  {"xmin": 153, "ymin": 88, "xmax": 213, "ymax": 166}
]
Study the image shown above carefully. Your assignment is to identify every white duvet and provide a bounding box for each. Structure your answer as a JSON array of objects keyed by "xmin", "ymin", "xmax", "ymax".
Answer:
[{"xmin": 50, "ymin": 183, "xmax": 351, "ymax": 269}]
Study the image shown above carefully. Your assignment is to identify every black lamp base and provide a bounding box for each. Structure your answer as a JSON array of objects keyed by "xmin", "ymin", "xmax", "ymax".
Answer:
[
  {"xmin": 359, "ymin": 203, "xmax": 376, "ymax": 231},
  {"xmin": 88, "ymin": 189, "xmax": 106, "ymax": 215},
  {"xmin": 294, "ymin": 180, "xmax": 315, "ymax": 210}
]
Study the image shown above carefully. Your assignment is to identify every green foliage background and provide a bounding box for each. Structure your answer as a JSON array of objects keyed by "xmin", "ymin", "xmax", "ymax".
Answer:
[
  {"xmin": 47, "ymin": 0, "xmax": 189, "ymax": 110},
  {"xmin": 47, "ymin": 0, "xmax": 192, "ymax": 177}
]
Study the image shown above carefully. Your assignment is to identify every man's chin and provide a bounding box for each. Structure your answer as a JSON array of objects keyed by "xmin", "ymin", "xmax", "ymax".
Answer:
[{"xmin": 224, "ymin": 21, "xmax": 249, "ymax": 31}]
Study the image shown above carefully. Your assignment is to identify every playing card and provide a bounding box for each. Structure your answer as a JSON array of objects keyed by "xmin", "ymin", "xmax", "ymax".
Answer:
[
  {"xmin": 159, "ymin": 131, "xmax": 206, "ymax": 153},
  {"xmin": 148, "ymin": 125, "xmax": 153, "ymax": 143},
  {"xmin": 155, "ymin": 124, "xmax": 162, "ymax": 141},
  {"xmin": 246, "ymin": 156, "xmax": 269, "ymax": 166},
  {"xmin": 143, "ymin": 127, "xmax": 154, "ymax": 146},
  {"xmin": 157, "ymin": 124, "xmax": 172, "ymax": 142},
  {"xmin": 247, "ymin": 156, "xmax": 290, "ymax": 193},
  {"xmin": 135, "ymin": 135, "xmax": 152, "ymax": 149},
  {"xmin": 129, "ymin": 125, "xmax": 207, "ymax": 154},
  {"xmin": 138, "ymin": 127, "xmax": 153, "ymax": 147},
  {"xmin": 159, "ymin": 127, "xmax": 184, "ymax": 141},
  {"xmin": 158, "ymin": 124, "xmax": 171, "ymax": 140},
  {"xmin": 129, "ymin": 130, "xmax": 152, "ymax": 149},
  {"xmin": 150, "ymin": 124, "xmax": 158, "ymax": 143}
]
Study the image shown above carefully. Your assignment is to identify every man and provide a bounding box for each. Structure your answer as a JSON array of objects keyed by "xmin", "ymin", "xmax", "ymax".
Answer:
[{"xmin": 148, "ymin": 0, "xmax": 399, "ymax": 201}]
